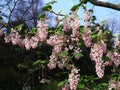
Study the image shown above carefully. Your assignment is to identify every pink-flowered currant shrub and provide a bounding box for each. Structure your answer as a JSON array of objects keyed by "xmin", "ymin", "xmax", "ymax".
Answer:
[{"xmin": 0, "ymin": 3, "xmax": 120, "ymax": 90}]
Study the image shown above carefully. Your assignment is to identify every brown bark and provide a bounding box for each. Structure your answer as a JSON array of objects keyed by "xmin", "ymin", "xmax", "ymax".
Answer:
[{"xmin": 89, "ymin": 0, "xmax": 120, "ymax": 11}]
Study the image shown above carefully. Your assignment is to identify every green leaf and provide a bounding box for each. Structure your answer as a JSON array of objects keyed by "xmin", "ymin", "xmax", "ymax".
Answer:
[
  {"xmin": 102, "ymin": 56, "xmax": 110, "ymax": 61},
  {"xmin": 101, "ymin": 83, "xmax": 108, "ymax": 87},
  {"xmin": 81, "ymin": 0, "xmax": 88, "ymax": 4},
  {"xmin": 29, "ymin": 67, "xmax": 40, "ymax": 74},
  {"xmin": 59, "ymin": 51, "xmax": 69, "ymax": 56},
  {"xmin": 77, "ymin": 84, "xmax": 85, "ymax": 89},
  {"xmin": 89, "ymin": 9, "xmax": 93, "ymax": 13},
  {"xmin": 31, "ymin": 28, "xmax": 37, "ymax": 32},
  {"xmin": 28, "ymin": 28, "xmax": 37, "ymax": 35},
  {"xmin": 101, "ymin": 20, "xmax": 107, "ymax": 23},
  {"xmin": 33, "ymin": 60, "xmax": 41, "ymax": 66},
  {"xmin": 92, "ymin": 16, "xmax": 96, "ymax": 21},
  {"xmin": 42, "ymin": 5, "xmax": 52, "ymax": 11},
  {"xmin": 15, "ymin": 24, "xmax": 23, "ymax": 31},
  {"xmin": 73, "ymin": 52, "xmax": 83, "ymax": 58},
  {"xmin": 38, "ymin": 13, "xmax": 46, "ymax": 20},
  {"xmin": 91, "ymin": 34, "xmax": 97, "ymax": 39},
  {"xmin": 33, "ymin": 60, "xmax": 48, "ymax": 66},
  {"xmin": 46, "ymin": 0, "xmax": 57, "ymax": 5},
  {"xmin": 17, "ymin": 64, "xmax": 28, "ymax": 69},
  {"xmin": 57, "ymin": 80, "xmax": 66, "ymax": 87},
  {"xmin": 71, "ymin": 4, "xmax": 80, "ymax": 11},
  {"xmin": 84, "ymin": 79, "xmax": 89, "ymax": 82}
]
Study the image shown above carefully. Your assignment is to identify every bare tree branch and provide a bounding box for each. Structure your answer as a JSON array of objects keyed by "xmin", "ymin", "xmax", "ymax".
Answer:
[{"xmin": 89, "ymin": 0, "xmax": 120, "ymax": 11}]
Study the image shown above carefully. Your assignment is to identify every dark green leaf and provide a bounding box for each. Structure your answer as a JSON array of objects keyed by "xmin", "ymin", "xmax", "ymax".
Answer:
[
  {"xmin": 33, "ymin": 60, "xmax": 48, "ymax": 66},
  {"xmin": 102, "ymin": 56, "xmax": 110, "ymax": 61},
  {"xmin": 101, "ymin": 83, "xmax": 108, "ymax": 87},
  {"xmin": 57, "ymin": 81, "xmax": 66, "ymax": 87},
  {"xmin": 77, "ymin": 84, "xmax": 85, "ymax": 89},
  {"xmin": 46, "ymin": 0, "xmax": 57, "ymax": 5},
  {"xmin": 33, "ymin": 60, "xmax": 41, "ymax": 66},
  {"xmin": 89, "ymin": 9, "xmax": 93, "ymax": 13},
  {"xmin": 92, "ymin": 16, "xmax": 96, "ymax": 21},
  {"xmin": 81, "ymin": 0, "xmax": 88, "ymax": 4},
  {"xmin": 42, "ymin": 5, "xmax": 52, "ymax": 11},
  {"xmin": 71, "ymin": 4, "xmax": 80, "ymax": 11},
  {"xmin": 84, "ymin": 79, "xmax": 89, "ymax": 82},
  {"xmin": 38, "ymin": 13, "xmax": 46, "ymax": 20},
  {"xmin": 17, "ymin": 64, "xmax": 28, "ymax": 69}
]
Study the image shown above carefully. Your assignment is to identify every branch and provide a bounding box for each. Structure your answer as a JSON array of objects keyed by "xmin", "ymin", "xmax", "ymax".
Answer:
[{"xmin": 89, "ymin": 0, "xmax": 120, "ymax": 11}]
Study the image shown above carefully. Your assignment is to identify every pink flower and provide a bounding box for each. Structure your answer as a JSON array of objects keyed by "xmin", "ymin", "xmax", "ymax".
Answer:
[
  {"xmin": 62, "ymin": 83, "xmax": 69, "ymax": 90},
  {"xmin": 82, "ymin": 28, "xmax": 92, "ymax": 47},
  {"xmin": 63, "ymin": 18, "xmax": 71, "ymax": 33},
  {"xmin": 30, "ymin": 36, "xmax": 39, "ymax": 49},
  {"xmin": 54, "ymin": 16, "xmax": 59, "ymax": 26},
  {"xmin": 4, "ymin": 34, "xmax": 11, "ymax": 43},
  {"xmin": 23, "ymin": 36, "xmax": 31, "ymax": 50},
  {"xmin": 84, "ymin": 11, "xmax": 90, "ymax": 21},
  {"xmin": 90, "ymin": 42, "xmax": 106, "ymax": 78},
  {"xmin": 47, "ymin": 51, "xmax": 58, "ymax": 69},
  {"xmin": 68, "ymin": 68, "xmax": 80, "ymax": 90}
]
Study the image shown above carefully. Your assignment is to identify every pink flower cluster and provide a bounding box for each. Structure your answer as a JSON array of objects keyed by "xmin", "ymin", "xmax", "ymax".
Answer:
[
  {"xmin": 90, "ymin": 41, "xmax": 106, "ymax": 78},
  {"xmin": 84, "ymin": 11, "xmax": 90, "ymax": 21},
  {"xmin": 37, "ymin": 19, "xmax": 48, "ymax": 42},
  {"xmin": 47, "ymin": 51, "xmax": 68, "ymax": 70},
  {"xmin": 4, "ymin": 18, "xmax": 49, "ymax": 50},
  {"xmin": 82, "ymin": 28, "xmax": 92, "ymax": 47},
  {"xmin": 22, "ymin": 35, "xmax": 39, "ymax": 50},
  {"xmin": 108, "ymin": 81, "xmax": 120, "ymax": 90},
  {"xmin": 68, "ymin": 68, "xmax": 80, "ymax": 90},
  {"xmin": 47, "ymin": 35, "xmax": 66, "ymax": 53},
  {"xmin": 4, "ymin": 30, "xmax": 21, "ymax": 45},
  {"xmin": 47, "ymin": 51, "xmax": 58, "ymax": 69},
  {"xmin": 84, "ymin": 10, "xmax": 91, "ymax": 27},
  {"xmin": 111, "ymin": 51, "xmax": 120, "ymax": 67},
  {"xmin": 63, "ymin": 15, "xmax": 80, "ymax": 42},
  {"xmin": 71, "ymin": 18, "xmax": 80, "ymax": 42},
  {"xmin": 63, "ymin": 17, "xmax": 71, "ymax": 33},
  {"xmin": 105, "ymin": 37, "xmax": 120, "ymax": 67},
  {"xmin": 62, "ymin": 83, "xmax": 69, "ymax": 90},
  {"xmin": 74, "ymin": 46, "xmax": 82, "ymax": 60},
  {"xmin": 47, "ymin": 34, "xmax": 68, "ymax": 69}
]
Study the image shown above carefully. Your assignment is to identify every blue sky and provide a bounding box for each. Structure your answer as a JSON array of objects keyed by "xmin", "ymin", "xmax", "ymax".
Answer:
[{"xmin": 45, "ymin": 0, "xmax": 120, "ymax": 23}]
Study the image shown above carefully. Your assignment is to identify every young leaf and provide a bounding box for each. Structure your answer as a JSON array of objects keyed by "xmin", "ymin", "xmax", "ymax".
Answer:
[
  {"xmin": 59, "ymin": 51, "xmax": 69, "ymax": 56},
  {"xmin": 91, "ymin": 34, "xmax": 97, "ymax": 39},
  {"xmin": 15, "ymin": 24, "xmax": 23, "ymax": 31},
  {"xmin": 73, "ymin": 52, "xmax": 83, "ymax": 58}
]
